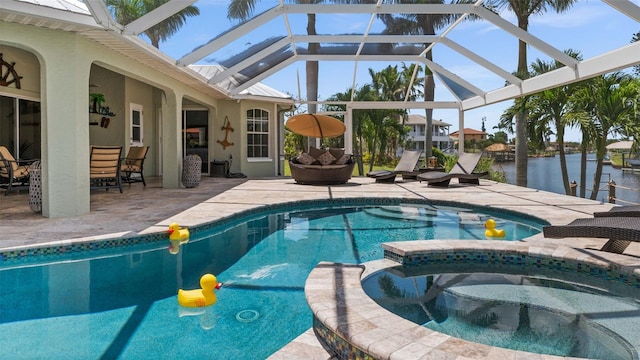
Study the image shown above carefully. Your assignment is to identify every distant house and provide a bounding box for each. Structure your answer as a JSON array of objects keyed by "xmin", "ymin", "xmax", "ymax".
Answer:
[
  {"xmin": 405, "ymin": 114, "xmax": 453, "ymax": 152},
  {"xmin": 450, "ymin": 128, "xmax": 487, "ymax": 143}
]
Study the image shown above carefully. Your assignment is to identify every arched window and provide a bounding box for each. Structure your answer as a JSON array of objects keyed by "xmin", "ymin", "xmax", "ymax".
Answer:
[{"xmin": 246, "ymin": 108, "xmax": 269, "ymax": 158}]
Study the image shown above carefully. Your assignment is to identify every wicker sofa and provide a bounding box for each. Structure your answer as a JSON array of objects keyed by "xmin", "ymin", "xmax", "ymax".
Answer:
[{"xmin": 289, "ymin": 147, "xmax": 354, "ymax": 185}]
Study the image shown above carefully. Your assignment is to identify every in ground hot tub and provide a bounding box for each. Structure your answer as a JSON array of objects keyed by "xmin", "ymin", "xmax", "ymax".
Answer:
[{"xmin": 305, "ymin": 240, "xmax": 640, "ymax": 360}]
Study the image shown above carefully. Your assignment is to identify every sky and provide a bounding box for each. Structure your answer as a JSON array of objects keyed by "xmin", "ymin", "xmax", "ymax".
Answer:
[{"xmin": 149, "ymin": 0, "xmax": 639, "ymax": 142}]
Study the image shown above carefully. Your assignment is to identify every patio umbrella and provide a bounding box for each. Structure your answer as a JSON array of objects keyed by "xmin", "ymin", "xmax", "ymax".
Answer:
[{"xmin": 285, "ymin": 114, "xmax": 346, "ymax": 138}]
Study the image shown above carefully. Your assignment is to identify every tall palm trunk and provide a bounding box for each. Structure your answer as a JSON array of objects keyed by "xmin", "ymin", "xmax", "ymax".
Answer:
[
  {"xmin": 306, "ymin": 13, "xmax": 319, "ymax": 115},
  {"xmin": 556, "ymin": 126, "xmax": 570, "ymax": 194},
  {"xmin": 590, "ymin": 135, "xmax": 607, "ymax": 200},
  {"xmin": 424, "ymin": 73, "xmax": 434, "ymax": 159},
  {"xmin": 515, "ymin": 15, "xmax": 529, "ymax": 187},
  {"xmin": 304, "ymin": 13, "xmax": 319, "ymax": 150},
  {"xmin": 580, "ymin": 128, "xmax": 588, "ymax": 198}
]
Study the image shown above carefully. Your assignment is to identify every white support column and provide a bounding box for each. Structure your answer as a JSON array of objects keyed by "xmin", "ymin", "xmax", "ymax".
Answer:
[
  {"xmin": 345, "ymin": 107, "xmax": 353, "ymax": 155},
  {"xmin": 161, "ymin": 90, "xmax": 182, "ymax": 188},
  {"xmin": 41, "ymin": 35, "xmax": 92, "ymax": 217},
  {"xmin": 458, "ymin": 108, "xmax": 465, "ymax": 153}
]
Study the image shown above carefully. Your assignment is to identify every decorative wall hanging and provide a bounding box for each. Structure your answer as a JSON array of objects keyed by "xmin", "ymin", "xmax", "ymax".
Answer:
[
  {"xmin": 0, "ymin": 53, "xmax": 23, "ymax": 89},
  {"xmin": 217, "ymin": 116, "xmax": 234, "ymax": 149}
]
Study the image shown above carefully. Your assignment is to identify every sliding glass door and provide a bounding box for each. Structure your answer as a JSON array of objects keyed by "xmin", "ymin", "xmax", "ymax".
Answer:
[
  {"xmin": 182, "ymin": 109, "xmax": 208, "ymax": 174},
  {"xmin": 0, "ymin": 95, "xmax": 41, "ymax": 159}
]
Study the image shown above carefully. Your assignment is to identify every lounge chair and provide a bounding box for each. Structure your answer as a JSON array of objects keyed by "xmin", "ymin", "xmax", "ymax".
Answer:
[
  {"xmin": 593, "ymin": 205, "xmax": 640, "ymax": 217},
  {"xmin": 0, "ymin": 145, "xmax": 38, "ymax": 195},
  {"xmin": 367, "ymin": 150, "xmax": 422, "ymax": 183},
  {"xmin": 121, "ymin": 146, "xmax": 149, "ymax": 186},
  {"xmin": 90, "ymin": 146, "xmax": 123, "ymax": 193},
  {"xmin": 543, "ymin": 217, "xmax": 640, "ymax": 254},
  {"xmin": 417, "ymin": 152, "xmax": 486, "ymax": 187}
]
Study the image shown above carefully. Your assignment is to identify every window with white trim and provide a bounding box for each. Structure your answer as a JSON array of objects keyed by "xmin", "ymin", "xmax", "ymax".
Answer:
[
  {"xmin": 246, "ymin": 108, "xmax": 269, "ymax": 158},
  {"xmin": 130, "ymin": 103, "xmax": 144, "ymax": 146}
]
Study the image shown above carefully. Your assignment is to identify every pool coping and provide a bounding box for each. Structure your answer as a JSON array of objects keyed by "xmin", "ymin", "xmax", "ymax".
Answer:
[
  {"xmin": 305, "ymin": 240, "xmax": 640, "ymax": 360},
  {"xmin": 0, "ymin": 196, "xmax": 549, "ymax": 265}
]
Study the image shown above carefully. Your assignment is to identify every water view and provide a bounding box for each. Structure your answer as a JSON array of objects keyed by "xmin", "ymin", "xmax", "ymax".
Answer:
[{"xmin": 498, "ymin": 153, "xmax": 640, "ymax": 205}]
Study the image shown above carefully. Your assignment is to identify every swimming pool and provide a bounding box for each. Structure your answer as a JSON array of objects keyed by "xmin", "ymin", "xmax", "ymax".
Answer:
[
  {"xmin": 0, "ymin": 199, "xmax": 546, "ymax": 359},
  {"xmin": 362, "ymin": 264, "xmax": 640, "ymax": 359}
]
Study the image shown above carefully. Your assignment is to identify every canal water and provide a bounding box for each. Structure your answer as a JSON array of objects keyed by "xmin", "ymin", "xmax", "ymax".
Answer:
[{"xmin": 497, "ymin": 153, "xmax": 640, "ymax": 205}]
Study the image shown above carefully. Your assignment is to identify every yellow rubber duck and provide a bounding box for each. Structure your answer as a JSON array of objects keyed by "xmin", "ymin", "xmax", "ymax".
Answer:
[
  {"xmin": 178, "ymin": 274, "xmax": 222, "ymax": 308},
  {"xmin": 484, "ymin": 219, "xmax": 505, "ymax": 238},
  {"xmin": 168, "ymin": 223, "xmax": 189, "ymax": 254}
]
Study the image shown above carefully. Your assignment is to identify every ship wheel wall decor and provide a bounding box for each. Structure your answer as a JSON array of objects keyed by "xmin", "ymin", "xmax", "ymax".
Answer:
[{"xmin": 0, "ymin": 53, "xmax": 22, "ymax": 89}]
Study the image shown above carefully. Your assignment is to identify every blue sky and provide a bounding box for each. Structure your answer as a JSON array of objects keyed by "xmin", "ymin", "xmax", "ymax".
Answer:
[{"xmin": 154, "ymin": 1, "xmax": 639, "ymax": 142}]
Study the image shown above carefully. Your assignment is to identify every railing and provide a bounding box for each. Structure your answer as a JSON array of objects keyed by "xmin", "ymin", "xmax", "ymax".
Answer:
[{"xmin": 569, "ymin": 173, "xmax": 640, "ymax": 205}]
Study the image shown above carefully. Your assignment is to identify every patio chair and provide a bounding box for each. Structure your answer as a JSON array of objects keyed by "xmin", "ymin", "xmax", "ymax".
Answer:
[
  {"xmin": 90, "ymin": 146, "xmax": 123, "ymax": 193},
  {"xmin": 593, "ymin": 205, "xmax": 640, "ymax": 217},
  {"xmin": 0, "ymin": 145, "xmax": 38, "ymax": 195},
  {"xmin": 367, "ymin": 150, "xmax": 422, "ymax": 183},
  {"xmin": 543, "ymin": 217, "xmax": 640, "ymax": 254},
  {"xmin": 121, "ymin": 146, "xmax": 149, "ymax": 186},
  {"xmin": 417, "ymin": 152, "xmax": 487, "ymax": 187}
]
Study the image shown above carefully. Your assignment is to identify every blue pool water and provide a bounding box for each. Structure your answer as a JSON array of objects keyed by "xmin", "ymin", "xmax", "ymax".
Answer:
[
  {"xmin": 362, "ymin": 264, "xmax": 640, "ymax": 360},
  {"xmin": 0, "ymin": 201, "xmax": 545, "ymax": 359}
]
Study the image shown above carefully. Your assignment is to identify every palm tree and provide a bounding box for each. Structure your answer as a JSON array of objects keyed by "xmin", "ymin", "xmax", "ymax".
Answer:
[
  {"xmin": 487, "ymin": 0, "xmax": 578, "ymax": 187},
  {"xmin": 107, "ymin": 0, "xmax": 199, "ymax": 49},
  {"xmin": 377, "ymin": 0, "xmax": 465, "ymax": 160},
  {"xmin": 570, "ymin": 72, "xmax": 637, "ymax": 200},
  {"xmin": 527, "ymin": 50, "xmax": 582, "ymax": 195}
]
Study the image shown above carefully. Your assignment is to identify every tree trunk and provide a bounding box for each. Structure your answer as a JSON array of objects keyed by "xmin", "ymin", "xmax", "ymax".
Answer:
[
  {"xmin": 515, "ymin": 19, "xmax": 529, "ymax": 187},
  {"xmin": 424, "ymin": 74, "xmax": 434, "ymax": 159},
  {"xmin": 557, "ymin": 126, "xmax": 570, "ymax": 194},
  {"xmin": 590, "ymin": 136, "xmax": 606, "ymax": 200},
  {"xmin": 580, "ymin": 131, "xmax": 588, "ymax": 198},
  {"xmin": 515, "ymin": 110, "xmax": 528, "ymax": 186},
  {"xmin": 306, "ymin": 13, "xmax": 318, "ymax": 116}
]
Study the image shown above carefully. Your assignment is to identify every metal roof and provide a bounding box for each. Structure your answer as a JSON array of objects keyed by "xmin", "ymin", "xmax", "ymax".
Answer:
[{"xmin": 3, "ymin": 0, "xmax": 639, "ymax": 109}]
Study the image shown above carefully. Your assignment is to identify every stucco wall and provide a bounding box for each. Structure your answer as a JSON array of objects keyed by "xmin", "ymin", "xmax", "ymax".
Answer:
[{"xmin": 0, "ymin": 45, "xmax": 40, "ymax": 98}]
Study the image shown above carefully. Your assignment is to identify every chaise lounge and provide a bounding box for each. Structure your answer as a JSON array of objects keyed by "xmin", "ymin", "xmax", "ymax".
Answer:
[
  {"xmin": 366, "ymin": 150, "xmax": 422, "ymax": 183},
  {"xmin": 593, "ymin": 205, "xmax": 640, "ymax": 217},
  {"xmin": 417, "ymin": 152, "xmax": 486, "ymax": 187},
  {"xmin": 543, "ymin": 216, "xmax": 640, "ymax": 254}
]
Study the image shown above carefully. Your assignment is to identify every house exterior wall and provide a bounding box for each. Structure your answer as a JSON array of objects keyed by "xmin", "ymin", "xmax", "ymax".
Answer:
[
  {"xmin": 1, "ymin": 20, "xmax": 291, "ymax": 218},
  {"xmin": 0, "ymin": 22, "xmax": 218, "ymax": 217}
]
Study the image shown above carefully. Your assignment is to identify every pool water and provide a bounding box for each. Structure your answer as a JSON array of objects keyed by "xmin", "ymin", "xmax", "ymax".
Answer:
[
  {"xmin": 362, "ymin": 264, "xmax": 640, "ymax": 360},
  {"xmin": 0, "ymin": 203, "xmax": 544, "ymax": 359}
]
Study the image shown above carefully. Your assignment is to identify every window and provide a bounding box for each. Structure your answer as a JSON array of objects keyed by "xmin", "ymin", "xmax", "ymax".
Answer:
[
  {"xmin": 246, "ymin": 108, "xmax": 269, "ymax": 158},
  {"xmin": 130, "ymin": 103, "xmax": 143, "ymax": 146}
]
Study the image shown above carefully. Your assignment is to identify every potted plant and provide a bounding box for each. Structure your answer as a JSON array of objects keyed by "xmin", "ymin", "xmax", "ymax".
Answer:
[{"xmin": 89, "ymin": 93, "xmax": 105, "ymax": 113}]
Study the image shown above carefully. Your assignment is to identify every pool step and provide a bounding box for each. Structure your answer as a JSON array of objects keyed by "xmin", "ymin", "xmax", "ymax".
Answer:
[{"xmin": 364, "ymin": 205, "xmax": 485, "ymax": 227}]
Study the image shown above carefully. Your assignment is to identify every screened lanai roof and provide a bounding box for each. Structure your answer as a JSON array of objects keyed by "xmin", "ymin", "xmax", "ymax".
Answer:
[{"xmin": 3, "ymin": 0, "xmax": 640, "ymax": 110}]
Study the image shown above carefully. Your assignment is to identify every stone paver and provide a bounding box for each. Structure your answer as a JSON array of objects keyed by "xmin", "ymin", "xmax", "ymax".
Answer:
[{"xmin": 1, "ymin": 175, "xmax": 638, "ymax": 359}]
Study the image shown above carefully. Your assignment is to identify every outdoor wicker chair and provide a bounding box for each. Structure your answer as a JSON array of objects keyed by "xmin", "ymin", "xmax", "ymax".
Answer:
[
  {"xmin": 367, "ymin": 150, "xmax": 422, "ymax": 183},
  {"xmin": 543, "ymin": 216, "xmax": 640, "ymax": 254},
  {"xmin": 593, "ymin": 205, "xmax": 640, "ymax": 218},
  {"xmin": 417, "ymin": 152, "xmax": 487, "ymax": 187}
]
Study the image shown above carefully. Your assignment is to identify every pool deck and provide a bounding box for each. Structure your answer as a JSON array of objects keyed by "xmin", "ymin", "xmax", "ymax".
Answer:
[{"xmin": 1, "ymin": 175, "xmax": 639, "ymax": 359}]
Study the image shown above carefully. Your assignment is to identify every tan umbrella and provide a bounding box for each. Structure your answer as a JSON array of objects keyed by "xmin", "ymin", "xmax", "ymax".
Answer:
[
  {"xmin": 484, "ymin": 143, "xmax": 511, "ymax": 152},
  {"xmin": 285, "ymin": 114, "xmax": 346, "ymax": 138}
]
